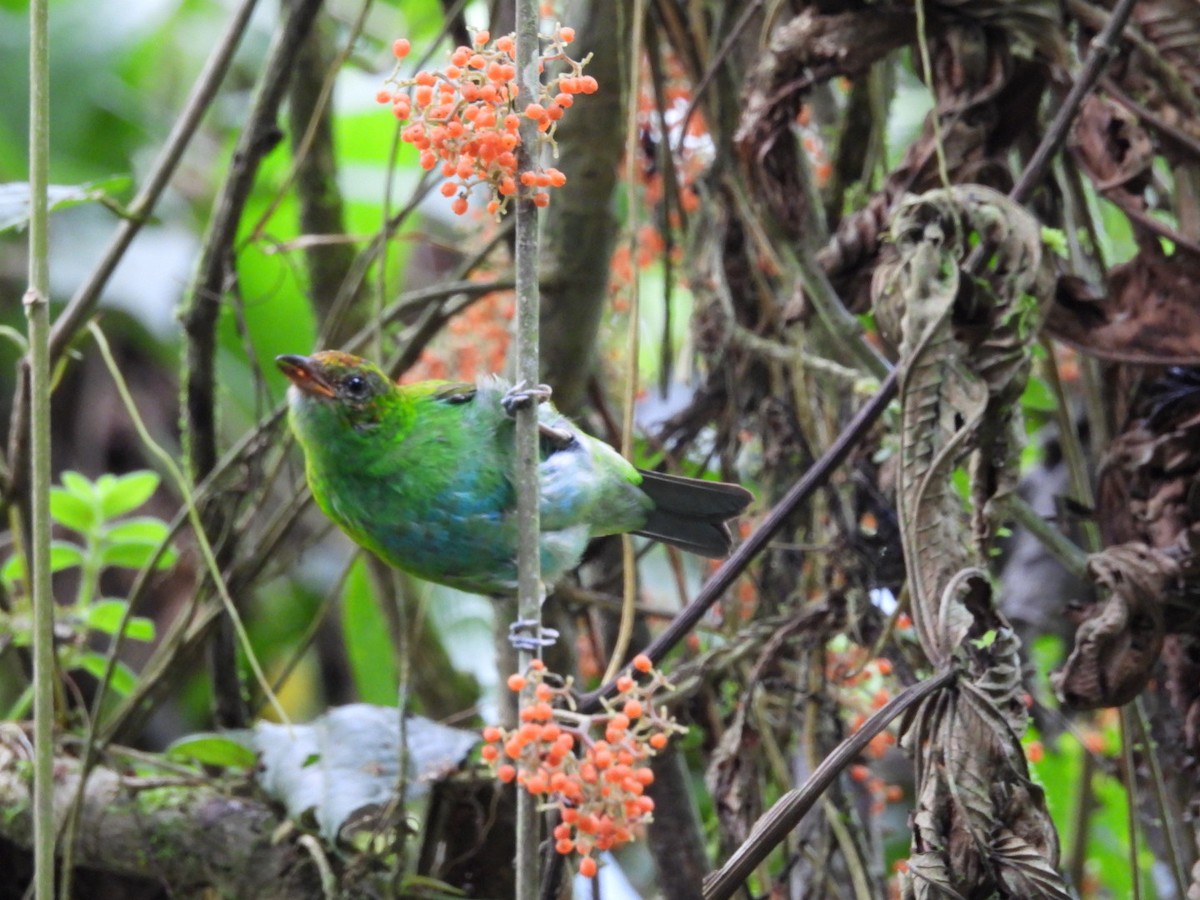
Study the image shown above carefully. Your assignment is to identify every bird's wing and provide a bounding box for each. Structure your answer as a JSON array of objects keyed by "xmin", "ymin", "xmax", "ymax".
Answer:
[{"xmin": 429, "ymin": 382, "xmax": 477, "ymax": 404}]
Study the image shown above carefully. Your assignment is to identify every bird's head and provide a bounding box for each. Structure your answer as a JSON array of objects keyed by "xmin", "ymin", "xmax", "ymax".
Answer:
[{"xmin": 276, "ymin": 351, "xmax": 398, "ymax": 435}]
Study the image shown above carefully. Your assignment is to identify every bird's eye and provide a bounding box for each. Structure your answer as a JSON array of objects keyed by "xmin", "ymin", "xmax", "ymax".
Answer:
[{"xmin": 344, "ymin": 375, "xmax": 369, "ymax": 399}]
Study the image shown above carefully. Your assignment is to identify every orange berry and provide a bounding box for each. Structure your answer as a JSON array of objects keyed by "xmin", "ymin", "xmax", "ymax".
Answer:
[
  {"xmin": 391, "ymin": 103, "xmax": 410, "ymax": 121},
  {"xmin": 375, "ymin": 89, "xmax": 393, "ymax": 104},
  {"xmin": 579, "ymin": 75, "xmax": 598, "ymax": 93},
  {"xmin": 495, "ymin": 35, "xmax": 514, "ymax": 54},
  {"xmin": 561, "ymin": 808, "xmax": 578, "ymax": 824},
  {"xmin": 482, "ymin": 726, "xmax": 503, "ymax": 742},
  {"xmin": 451, "ymin": 46, "xmax": 470, "ymax": 66},
  {"xmin": 415, "ymin": 70, "xmax": 435, "ymax": 87},
  {"xmin": 497, "ymin": 764, "xmax": 516, "ymax": 782},
  {"xmin": 616, "ymin": 676, "xmax": 634, "ymax": 692},
  {"xmin": 559, "ymin": 77, "xmax": 578, "ymax": 93},
  {"xmin": 418, "ymin": 150, "xmax": 437, "ymax": 169},
  {"xmin": 414, "ymin": 84, "xmax": 433, "ymax": 106},
  {"xmin": 545, "ymin": 103, "xmax": 564, "ymax": 121},
  {"xmin": 533, "ymin": 190, "xmax": 551, "ymax": 206},
  {"xmin": 499, "ymin": 177, "xmax": 517, "ymax": 196},
  {"xmin": 507, "ymin": 674, "xmax": 527, "ymax": 692},
  {"xmin": 556, "ymin": 838, "xmax": 575, "ymax": 855},
  {"xmin": 648, "ymin": 733, "xmax": 668, "ymax": 750},
  {"xmin": 468, "ymin": 54, "xmax": 487, "ymax": 69},
  {"xmin": 480, "ymin": 744, "xmax": 499, "ymax": 761},
  {"xmin": 555, "ymin": 92, "xmax": 574, "ymax": 107},
  {"xmin": 536, "ymin": 683, "xmax": 554, "ymax": 701},
  {"xmin": 633, "ymin": 655, "xmax": 653, "ymax": 673},
  {"xmin": 850, "ymin": 764, "xmax": 870, "ymax": 782},
  {"xmin": 579, "ymin": 857, "xmax": 597, "ymax": 878},
  {"xmin": 636, "ymin": 796, "xmax": 654, "ymax": 812},
  {"xmin": 524, "ymin": 103, "xmax": 547, "ymax": 120},
  {"xmin": 526, "ymin": 773, "xmax": 548, "ymax": 793},
  {"xmin": 529, "ymin": 659, "xmax": 546, "ymax": 671},
  {"xmin": 592, "ymin": 748, "xmax": 612, "ymax": 769},
  {"xmin": 885, "ymin": 784, "xmax": 904, "ymax": 803},
  {"xmin": 440, "ymin": 182, "xmax": 458, "ymax": 197},
  {"xmin": 1027, "ymin": 740, "xmax": 1044, "ymax": 763},
  {"xmin": 623, "ymin": 700, "xmax": 643, "ymax": 719},
  {"xmin": 875, "ymin": 658, "xmax": 893, "ymax": 676},
  {"xmin": 392, "ymin": 38, "xmax": 411, "ymax": 58},
  {"xmin": 474, "ymin": 30, "xmax": 490, "ymax": 45},
  {"xmin": 634, "ymin": 767, "xmax": 654, "ymax": 785}
]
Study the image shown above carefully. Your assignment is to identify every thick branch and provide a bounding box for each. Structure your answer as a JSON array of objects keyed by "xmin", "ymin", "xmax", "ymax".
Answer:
[{"xmin": 0, "ymin": 753, "xmax": 321, "ymax": 899}]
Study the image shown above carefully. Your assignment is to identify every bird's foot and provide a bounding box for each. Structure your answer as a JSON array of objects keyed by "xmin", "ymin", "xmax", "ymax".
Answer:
[
  {"xmin": 501, "ymin": 381, "xmax": 553, "ymax": 418},
  {"xmin": 508, "ymin": 619, "xmax": 559, "ymax": 651}
]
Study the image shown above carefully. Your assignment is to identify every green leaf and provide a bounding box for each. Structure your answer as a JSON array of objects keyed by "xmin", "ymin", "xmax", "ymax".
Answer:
[
  {"xmin": 341, "ymin": 557, "xmax": 399, "ymax": 705},
  {"xmin": 50, "ymin": 487, "xmax": 96, "ymax": 533},
  {"xmin": 1020, "ymin": 375, "xmax": 1057, "ymax": 413},
  {"xmin": 97, "ymin": 471, "xmax": 160, "ymax": 519},
  {"xmin": 1, "ymin": 541, "xmax": 84, "ymax": 588},
  {"xmin": 166, "ymin": 733, "xmax": 258, "ymax": 769},
  {"xmin": 103, "ymin": 517, "xmax": 170, "ymax": 545},
  {"xmin": 77, "ymin": 652, "xmax": 138, "ymax": 696},
  {"xmin": 85, "ymin": 600, "xmax": 155, "ymax": 641},
  {"xmin": 60, "ymin": 470, "xmax": 97, "ymax": 502},
  {"xmin": 100, "ymin": 539, "xmax": 177, "ymax": 570}
]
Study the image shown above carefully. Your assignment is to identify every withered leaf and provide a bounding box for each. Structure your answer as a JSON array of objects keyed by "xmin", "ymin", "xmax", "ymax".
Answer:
[{"xmin": 1046, "ymin": 250, "xmax": 1200, "ymax": 364}]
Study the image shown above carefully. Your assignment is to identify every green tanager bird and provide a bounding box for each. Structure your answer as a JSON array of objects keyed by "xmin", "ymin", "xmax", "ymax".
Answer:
[{"xmin": 278, "ymin": 351, "xmax": 753, "ymax": 596}]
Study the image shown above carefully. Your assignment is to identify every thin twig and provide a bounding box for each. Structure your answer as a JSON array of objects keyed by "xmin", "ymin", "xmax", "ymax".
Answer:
[
  {"xmin": 702, "ymin": 667, "xmax": 958, "ymax": 899},
  {"xmin": 604, "ymin": 0, "xmax": 647, "ymax": 687},
  {"xmin": 513, "ymin": 0, "xmax": 544, "ymax": 895},
  {"xmin": 579, "ymin": 367, "xmax": 899, "ymax": 713},
  {"xmin": 24, "ymin": 0, "xmax": 54, "ymax": 893}
]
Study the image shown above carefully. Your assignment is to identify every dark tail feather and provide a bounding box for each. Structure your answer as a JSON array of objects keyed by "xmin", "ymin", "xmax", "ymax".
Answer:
[{"xmin": 633, "ymin": 469, "xmax": 753, "ymax": 558}]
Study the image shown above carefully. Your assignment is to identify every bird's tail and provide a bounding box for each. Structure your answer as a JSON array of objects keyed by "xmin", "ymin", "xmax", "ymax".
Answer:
[{"xmin": 633, "ymin": 469, "xmax": 753, "ymax": 558}]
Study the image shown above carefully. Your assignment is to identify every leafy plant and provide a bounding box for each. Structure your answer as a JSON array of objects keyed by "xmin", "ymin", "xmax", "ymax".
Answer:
[{"xmin": 1, "ymin": 470, "xmax": 176, "ymax": 705}]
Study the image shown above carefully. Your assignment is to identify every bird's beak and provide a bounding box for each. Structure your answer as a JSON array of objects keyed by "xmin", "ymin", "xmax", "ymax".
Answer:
[{"xmin": 276, "ymin": 354, "xmax": 336, "ymax": 398}]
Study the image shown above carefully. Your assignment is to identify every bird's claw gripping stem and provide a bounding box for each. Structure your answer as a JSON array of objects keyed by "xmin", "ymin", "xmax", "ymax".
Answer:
[
  {"xmin": 508, "ymin": 619, "xmax": 559, "ymax": 651},
  {"xmin": 502, "ymin": 381, "xmax": 553, "ymax": 418}
]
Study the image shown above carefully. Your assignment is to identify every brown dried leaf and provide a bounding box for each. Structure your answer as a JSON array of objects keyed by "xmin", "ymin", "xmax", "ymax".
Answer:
[
  {"xmin": 1052, "ymin": 543, "xmax": 1174, "ymax": 709},
  {"xmin": 736, "ymin": 8, "xmax": 915, "ymax": 240},
  {"xmin": 705, "ymin": 706, "xmax": 761, "ymax": 846},
  {"xmin": 1070, "ymin": 94, "xmax": 1155, "ymax": 197},
  {"xmin": 1047, "ymin": 251, "xmax": 1200, "ymax": 363}
]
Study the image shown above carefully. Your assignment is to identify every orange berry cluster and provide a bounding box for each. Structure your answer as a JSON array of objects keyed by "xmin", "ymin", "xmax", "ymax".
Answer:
[
  {"xmin": 848, "ymin": 761, "xmax": 906, "ymax": 815},
  {"xmin": 828, "ymin": 647, "xmax": 900, "ymax": 760},
  {"xmin": 377, "ymin": 28, "xmax": 596, "ymax": 217},
  {"xmin": 479, "ymin": 655, "xmax": 685, "ymax": 879}
]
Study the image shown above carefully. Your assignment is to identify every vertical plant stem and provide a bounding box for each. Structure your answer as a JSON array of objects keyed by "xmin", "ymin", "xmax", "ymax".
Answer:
[
  {"xmin": 603, "ymin": 0, "xmax": 645, "ymax": 686},
  {"xmin": 514, "ymin": 0, "xmax": 542, "ymax": 896},
  {"xmin": 25, "ymin": 0, "xmax": 55, "ymax": 895}
]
